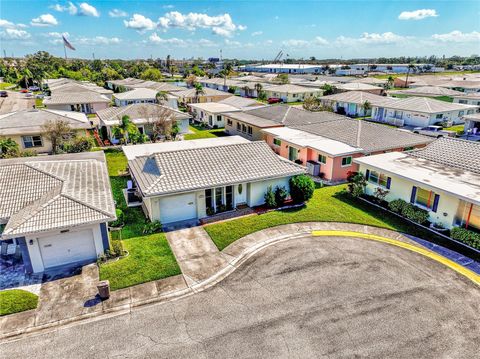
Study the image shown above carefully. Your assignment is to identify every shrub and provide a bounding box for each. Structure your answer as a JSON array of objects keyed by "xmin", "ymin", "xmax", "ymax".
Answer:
[
  {"xmin": 274, "ymin": 186, "xmax": 288, "ymax": 206},
  {"xmin": 61, "ymin": 136, "xmax": 94, "ymax": 153},
  {"xmin": 110, "ymin": 208, "xmax": 125, "ymax": 228},
  {"xmin": 346, "ymin": 171, "xmax": 366, "ymax": 198},
  {"xmin": 143, "ymin": 220, "xmax": 163, "ymax": 235},
  {"xmin": 110, "ymin": 239, "xmax": 125, "ymax": 257},
  {"xmin": 264, "ymin": 186, "xmax": 277, "ymax": 208},
  {"xmin": 388, "ymin": 199, "xmax": 408, "ymax": 214},
  {"xmin": 401, "ymin": 203, "xmax": 430, "ymax": 225},
  {"xmin": 450, "ymin": 227, "xmax": 480, "ymax": 250},
  {"xmin": 289, "ymin": 175, "xmax": 315, "ymax": 204}
]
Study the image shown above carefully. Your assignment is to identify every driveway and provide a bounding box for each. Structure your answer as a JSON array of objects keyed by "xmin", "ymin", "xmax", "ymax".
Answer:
[
  {"xmin": 2, "ymin": 234, "xmax": 478, "ymax": 358},
  {"xmin": 0, "ymin": 90, "xmax": 35, "ymax": 114}
]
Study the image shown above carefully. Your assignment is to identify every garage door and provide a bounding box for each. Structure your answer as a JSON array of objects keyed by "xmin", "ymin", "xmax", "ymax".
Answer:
[
  {"xmin": 159, "ymin": 193, "xmax": 197, "ymax": 224},
  {"xmin": 39, "ymin": 229, "xmax": 97, "ymax": 269}
]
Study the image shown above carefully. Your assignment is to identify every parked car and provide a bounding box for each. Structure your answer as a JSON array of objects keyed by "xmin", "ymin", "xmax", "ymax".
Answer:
[
  {"xmin": 35, "ymin": 93, "xmax": 45, "ymax": 99},
  {"xmin": 19, "ymin": 89, "xmax": 29, "ymax": 93},
  {"xmin": 0, "ymin": 91, "xmax": 7, "ymax": 97},
  {"xmin": 28, "ymin": 86, "xmax": 40, "ymax": 91},
  {"xmin": 267, "ymin": 97, "xmax": 283, "ymax": 104},
  {"xmin": 412, "ymin": 125, "xmax": 457, "ymax": 138},
  {"xmin": 25, "ymin": 92, "xmax": 34, "ymax": 97}
]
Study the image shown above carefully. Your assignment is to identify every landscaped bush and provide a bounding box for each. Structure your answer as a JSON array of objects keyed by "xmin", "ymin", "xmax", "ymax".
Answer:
[
  {"xmin": 110, "ymin": 239, "xmax": 125, "ymax": 257},
  {"xmin": 289, "ymin": 175, "xmax": 315, "ymax": 204},
  {"xmin": 388, "ymin": 199, "xmax": 408, "ymax": 214},
  {"xmin": 264, "ymin": 186, "xmax": 277, "ymax": 208},
  {"xmin": 0, "ymin": 289, "xmax": 38, "ymax": 316},
  {"xmin": 109, "ymin": 209, "xmax": 125, "ymax": 228},
  {"xmin": 346, "ymin": 171, "xmax": 366, "ymax": 198},
  {"xmin": 450, "ymin": 227, "xmax": 480, "ymax": 249},
  {"xmin": 275, "ymin": 186, "xmax": 288, "ymax": 206},
  {"xmin": 60, "ymin": 136, "xmax": 95, "ymax": 153},
  {"xmin": 143, "ymin": 220, "xmax": 163, "ymax": 235},
  {"xmin": 400, "ymin": 203, "xmax": 430, "ymax": 225}
]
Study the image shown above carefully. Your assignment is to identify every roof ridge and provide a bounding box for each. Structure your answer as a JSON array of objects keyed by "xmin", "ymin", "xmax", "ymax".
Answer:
[
  {"xmin": 24, "ymin": 163, "xmax": 66, "ymax": 183},
  {"xmin": 60, "ymin": 192, "xmax": 115, "ymax": 219}
]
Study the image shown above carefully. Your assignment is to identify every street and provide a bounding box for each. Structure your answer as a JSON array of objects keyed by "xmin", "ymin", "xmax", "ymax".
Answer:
[
  {"xmin": 1, "ymin": 235, "xmax": 479, "ymax": 358},
  {"xmin": 0, "ymin": 90, "xmax": 35, "ymax": 114}
]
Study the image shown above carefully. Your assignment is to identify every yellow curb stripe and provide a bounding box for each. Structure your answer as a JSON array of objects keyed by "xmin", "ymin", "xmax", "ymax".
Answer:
[{"xmin": 312, "ymin": 230, "xmax": 480, "ymax": 286}]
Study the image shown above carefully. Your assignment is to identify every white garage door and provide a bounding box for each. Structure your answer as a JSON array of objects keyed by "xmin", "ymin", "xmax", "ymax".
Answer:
[
  {"xmin": 159, "ymin": 193, "xmax": 197, "ymax": 224},
  {"xmin": 39, "ymin": 229, "xmax": 97, "ymax": 269}
]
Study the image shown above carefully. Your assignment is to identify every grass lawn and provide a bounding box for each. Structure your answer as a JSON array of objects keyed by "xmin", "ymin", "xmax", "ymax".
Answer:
[
  {"xmin": 0, "ymin": 290, "xmax": 38, "ymax": 316},
  {"xmin": 205, "ymin": 185, "xmax": 444, "ymax": 250},
  {"xmin": 433, "ymin": 96, "xmax": 454, "ymax": 103},
  {"xmin": 0, "ymin": 82, "xmax": 15, "ymax": 90},
  {"xmin": 99, "ymin": 233, "xmax": 181, "ymax": 291},
  {"xmin": 444, "ymin": 124, "xmax": 465, "ymax": 135},
  {"xmin": 184, "ymin": 125, "xmax": 228, "ymax": 140},
  {"xmin": 35, "ymin": 98, "xmax": 44, "ymax": 108}
]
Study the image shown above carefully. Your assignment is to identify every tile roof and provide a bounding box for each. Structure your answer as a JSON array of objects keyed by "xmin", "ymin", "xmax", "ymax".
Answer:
[
  {"xmin": 383, "ymin": 96, "xmax": 478, "ymax": 113},
  {"xmin": 321, "ymin": 91, "xmax": 398, "ymax": 107},
  {"xmin": 336, "ymin": 83, "xmax": 384, "ymax": 91},
  {"xmin": 172, "ymin": 87, "xmax": 233, "ymax": 99},
  {"xmin": 408, "ymin": 137, "xmax": 480, "ymax": 175},
  {"xmin": 97, "ymin": 103, "xmax": 190, "ymax": 127},
  {"xmin": 0, "ymin": 109, "xmax": 91, "ymax": 136},
  {"xmin": 129, "ymin": 141, "xmax": 305, "ymax": 196},
  {"xmin": 44, "ymin": 90, "xmax": 110, "ymax": 105},
  {"xmin": 389, "ymin": 86, "xmax": 464, "ymax": 97},
  {"xmin": 113, "ymin": 88, "xmax": 158, "ymax": 100},
  {"xmin": 0, "ymin": 152, "xmax": 116, "ymax": 238},
  {"xmin": 265, "ymin": 84, "xmax": 322, "ymax": 94}
]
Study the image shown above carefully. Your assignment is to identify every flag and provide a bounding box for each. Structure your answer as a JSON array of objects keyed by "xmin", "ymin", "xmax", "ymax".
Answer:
[{"xmin": 63, "ymin": 35, "xmax": 76, "ymax": 51}]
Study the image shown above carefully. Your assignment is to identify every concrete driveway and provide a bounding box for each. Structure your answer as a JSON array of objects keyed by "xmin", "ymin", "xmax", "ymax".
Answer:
[
  {"xmin": 0, "ymin": 90, "xmax": 35, "ymax": 114},
  {"xmin": 1, "ymin": 234, "xmax": 478, "ymax": 358}
]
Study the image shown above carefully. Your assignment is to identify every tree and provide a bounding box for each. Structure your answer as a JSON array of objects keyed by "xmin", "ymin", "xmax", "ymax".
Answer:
[
  {"xmin": 254, "ymin": 83, "xmax": 263, "ymax": 94},
  {"xmin": 170, "ymin": 122, "xmax": 180, "ymax": 140},
  {"xmin": 275, "ymin": 73, "xmax": 289, "ymax": 84},
  {"xmin": 41, "ymin": 120, "xmax": 73, "ymax": 154},
  {"xmin": 385, "ymin": 75, "xmax": 395, "ymax": 89},
  {"xmin": 346, "ymin": 171, "xmax": 366, "ymax": 197},
  {"xmin": 258, "ymin": 90, "xmax": 267, "ymax": 101},
  {"xmin": 185, "ymin": 74, "xmax": 197, "ymax": 88},
  {"xmin": 289, "ymin": 175, "xmax": 315, "ymax": 203},
  {"xmin": 194, "ymin": 83, "xmax": 205, "ymax": 103},
  {"xmin": 156, "ymin": 91, "xmax": 168, "ymax": 105},
  {"xmin": 111, "ymin": 115, "xmax": 138, "ymax": 144},
  {"xmin": 321, "ymin": 84, "xmax": 336, "ymax": 96},
  {"xmin": 0, "ymin": 137, "xmax": 19, "ymax": 158},
  {"xmin": 360, "ymin": 100, "xmax": 371, "ymax": 118},
  {"xmin": 140, "ymin": 68, "xmax": 163, "ymax": 81},
  {"xmin": 264, "ymin": 186, "xmax": 277, "ymax": 208},
  {"xmin": 404, "ymin": 64, "xmax": 416, "ymax": 88},
  {"xmin": 140, "ymin": 105, "xmax": 176, "ymax": 142}
]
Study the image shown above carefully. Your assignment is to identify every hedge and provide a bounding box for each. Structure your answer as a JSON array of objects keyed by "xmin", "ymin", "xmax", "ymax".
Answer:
[{"xmin": 450, "ymin": 227, "xmax": 480, "ymax": 250}]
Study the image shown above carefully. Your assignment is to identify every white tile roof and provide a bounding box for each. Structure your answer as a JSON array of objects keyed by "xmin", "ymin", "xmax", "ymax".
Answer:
[
  {"xmin": 113, "ymin": 88, "xmax": 158, "ymax": 101},
  {"xmin": 265, "ymin": 84, "xmax": 322, "ymax": 94},
  {"xmin": 129, "ymin": 140, "xmax": 305, "ymax": 196},
  {"xmin": 321, "ymin": 91, "xmax": 398, "ymax": 107},
  {"xmin": 389, "ymin": 86, "xmax": 464, "ymax": 97},
  {"xmin": 0, "ymin": 152, "xmax": 116, "ymax": 238},
  {"xmin": 171, "ymin": 87, "xmax": 233, "ymax": 99},
  {"xmin": 336, "ymin": 83, "xmax": 384, "ymax": 91}
]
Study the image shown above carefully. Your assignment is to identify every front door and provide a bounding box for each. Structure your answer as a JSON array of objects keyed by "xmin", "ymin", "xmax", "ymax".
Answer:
[{"xmin": 288, "ymin": 146, "xmax": 298, "ymax": 161}]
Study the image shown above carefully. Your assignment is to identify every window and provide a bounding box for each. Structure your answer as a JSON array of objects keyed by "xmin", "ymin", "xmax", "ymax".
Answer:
[
  {"xmin": 273, "ymin": 138, "xmax": 281, "ymax": 146},
  {"xmin": 459, "ymin": 111, "xmax": 464, "ymax": 116},
  {"xmin": 227, "ymin": 119, "xmax": 233, "ymax": 126},
  {"xmin": 341, "ymin": 156, "xmax": 352, "ymax": 167},
  {"xmin": 415, "ymin": 187, "xmax": 435, "ymax": 209},
  {"xmin": 436, "ymin": 114, "xmax": 443, "ymax": 119},
  {"xmin": 22, "ymin": 135, "xmax": 43, "ymax": 148},
  {"xmin": 242, "ymin": 124, "xmax": 247, "ymax": 133},
  {"xmin": 236, "ymin": 122, "xmax": 241, "ymax": 131},
  {"xmin": 318, "ymin": 154, "xmax": 327, "ymax": 164},
  {"xmin": 247, "ymin": 126, "xmax": 253, "ymax": 136},
  {"xmin": 467, "ymin": 109, "xmax": 474, "ymax": 115},
  {"xmin": 369, "ymin": 170, "xmax": 379, "ymax": 184},
  {"xmin": 459, "ymin": 100, "xmax": 467, "ymax": 104},
  {"xmin": 217, "ymin": 115, "xmax": 222, "ymax": 122}
]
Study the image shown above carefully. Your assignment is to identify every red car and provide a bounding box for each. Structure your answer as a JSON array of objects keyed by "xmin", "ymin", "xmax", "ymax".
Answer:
[
  {"xmin": 20, "ymin": 89, "xmax": 29, "ymax": 93},
  {"xmin": 267, "ymin": 97, "xmax": 283, "ymax": 104}
]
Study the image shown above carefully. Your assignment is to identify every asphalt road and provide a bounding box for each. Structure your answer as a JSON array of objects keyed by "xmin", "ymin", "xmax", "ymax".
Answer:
[
  {"xmin": 1, "ymin": 235, "xmax": 479, "ymax": 358},
  {"xmin": 0, "ymin": 90, "xmax": 35, "ymax": 114}
]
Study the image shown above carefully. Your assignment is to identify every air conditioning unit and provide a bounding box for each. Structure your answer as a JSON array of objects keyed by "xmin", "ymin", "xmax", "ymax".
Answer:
[{"xmin": 306, "ymin": 160, "xmax": 320, "ymax": 176}]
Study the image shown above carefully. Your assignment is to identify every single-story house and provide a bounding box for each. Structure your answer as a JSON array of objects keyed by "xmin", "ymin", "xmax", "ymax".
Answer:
[
  {"xmin": 0, "ymin": 109, "xmax": 91, "ymax": 154},
  {"xmin": 171, "ymin": 87, "xmax": 233, "ymax": 104},
  {"xmin": 46, "ymin": 79, "xmax": 114, "ymax": 100},
  {"xmin": 463, "ymin": 113, "xmax": 480, "ymax": 138},
  {"xmin": 263, "ymin": 84, "xmax": 322, "ymax": 102},
  {"xmin": 198, "ymin": 77, "xmax": 244, "ymax": 93},
  {"xmin": 0, "ymin": 151, "xmax": 116, "ymax": 273},
  {"xmin": 261, "ymin": 116, "xmax": 432, "ymax": 183},
  {"xmin": 389, "ymin": 86, "xmax": 464, "ymax": 98},
  {"xmin": 96, "ymin": 103, "xmax": 191, "ymax": 143},
  {"xmin": 127, "ymin": 137, "xmax": 305, "ymax": 224},
  {"xmin": 106, "ymin": 78, "xmax": 184, "ymax": 93},
  {"xmin": 453, "ymin": 92, "xmax": 480, "ymax": 107},
  {"xmin": 320, "ymin": 91, "xmax": 397, "ymax": 117},
  {"xmin": 43, "ymin": 83, "xmax": 111, "ymax": 114},
  {"xmin": 438, "ymin": 80, "xmax": 480, "ymax": 94},
  {"xmin": 336, "ymin": 82, "xmax": 385, "ymax": 95},
  {"xmin": 349, "ymin": 77, "xmax": 388, "ymax": 87},
  {"xmin": 113, "ymin": 88, "xmax": 157, "ymax": 106},
  {"xmin": 188, "ymin": 97, "xmax": 265, "ymax": 128},
  {"xmin": 354, "ymin": 138, "xmax": 480, "ymax": 231}
]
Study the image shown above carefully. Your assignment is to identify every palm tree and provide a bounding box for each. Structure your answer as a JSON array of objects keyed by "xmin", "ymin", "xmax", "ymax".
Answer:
[
  {"xmin": 360, "ymin": 100, "xmax": 371, "ymax": 118},
  {"xmin": 112, "ymin": 115, "xmax": 138, "ymax": 144},
  {"xmin": 404, "ymin": 64, "xmax": 416, "ymax": 88},
  {"xmin": 386, "ymin": 75, "xmax": 395, "ymax": 89},
  {"xmin": 194, "ymin": 83, "xmax": 205, "ymax": 103},
  {"xmin": 18, "ymin": 68, "xmax": 33, "ymax": 88},
  {"xmin": 156, "ymin": 91, "xmax": 168, "ymax": 105},
  {"xmin": 254, "ymin": 82, "xmax": 263, "ymax": 94}
]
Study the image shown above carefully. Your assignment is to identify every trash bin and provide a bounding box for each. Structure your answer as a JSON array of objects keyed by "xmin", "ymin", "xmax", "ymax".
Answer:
[{"xmin": 97, "ymin": 280, "xmax": 110, "ymax": 300}]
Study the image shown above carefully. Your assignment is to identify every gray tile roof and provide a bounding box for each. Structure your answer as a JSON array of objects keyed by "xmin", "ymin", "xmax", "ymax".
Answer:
[
  {"xmin": 44, "ymin": 91, "xmax": 110, "ymax": 105},
  {"xmin": 408, "ymin": 137, "xmax": 480, "ymax": 175},
  {"xmin": 129, "ymin": 141, "xmax": 305, "ymax": 196},
  {"xmin": 171, "ymin": 87, "xmax": 233, "ymax": 99},
  {"xmin": 0, "ymin": 152, "xmax": 116, "ymax": 238},
  {"xmin": 389, "ymin": 86, "xmax": 464, "ymax": 97},
  {"xmin": 321, "ymin": 91, "xmax": 398, "ymax": 107}
]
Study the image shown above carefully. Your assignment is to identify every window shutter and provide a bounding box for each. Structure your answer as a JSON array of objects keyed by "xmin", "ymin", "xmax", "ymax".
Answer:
[
  {"xmin": 410, "ymin": 186, "xmax": 417, "ymax": 204},
  {"xmin": 365, "ymin": 169, "xmax": 370, "ymax": 181},
  {"xmin": 432, "ymin": 194, "xmax": 440, "ymax": 213},
  {"xmin": 386, "ymin": 177, "xmax": 392, "ymax": 189}
]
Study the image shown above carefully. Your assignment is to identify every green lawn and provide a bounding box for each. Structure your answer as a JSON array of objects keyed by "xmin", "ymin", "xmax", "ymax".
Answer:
[
  {"xmin": 184, "ymin": 125, "xmax": 228, "ymax": 140},
  {"xmin": 0, "ymin": 82, "xmax": 15, "ymax": 90},
  {"xmin": 444, "ymin": 124, "xmax": 465, "ymax": 135},
  {"xmin": 0, "ymin": 290, "xmax": 38, "ymax": 316},
  {"xmin": 205, "ymin": 185, "xmax": 443, "ymax": 250},
  {"xmin": 99, "ymin": 233, "xmax": 181, "ymax": 290}
]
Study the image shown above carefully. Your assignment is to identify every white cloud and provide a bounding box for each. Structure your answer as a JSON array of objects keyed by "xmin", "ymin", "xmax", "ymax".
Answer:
[
  {"xmin": 432, "ymin": 30, "xmax": 480, "ymax": 43},
  {"xmin": 77, "ymin": 36, "xmax": 121, "ymax": 45},
  {"xmin": 163, "ymin": 5, "xmax": 174, "ymax": 9},
  {"xmin": 124, "ymin": 14, "xmax": 156, "ymax": 32},
  {"xmin": 282, "ymin": 39, "xmax": 309, "ymax": 47},
  {"xmin": 51, "ymin": 2, "xmax": 78, "ymax": 15},
  {"xmin": 44, "ymin": 31, "xmax": 70, "ymax": 44},
  {"xmin": 313, "ymin": 36, "xmax": 329, "ymax": 45},
  {"xmin": 0, "ymin": 28, "xmax": 31, "ymax": 40},
  {"xmin": 398, "ymin": 9, "xmax": 438, "ymax": 20},
  {"xmin": 0, "ymin": 19, "xmax": 28, "ymax": 29},
  {"xmin": 337, "ymin": 32, "xmax": 406, "ymax": 45},
  {"xmin": 251, "ymin": 31, "xmax": 263, "ymax": 36},
  {"xmin": 109, "ymin": 9, "xmax": 128, "ymax": 18},
  {"xmin": 157, "ymin": 11, "xmax": 246, "ymax": 37},
  {"xmin": 31, "ymin": 14, "xmax": 58, "ymax": 27},
  {"xmin": 148, "ymin": 32, "xmax": 187, "ymax": 46},
  {"xmin": 78, "ymin": 2, "xmax": 99, "ymax": 17}
]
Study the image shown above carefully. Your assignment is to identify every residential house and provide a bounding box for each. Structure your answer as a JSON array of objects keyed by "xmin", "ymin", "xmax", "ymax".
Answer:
[
  {"xmin": 106, "ymin": 78, "xmax": 184, "ymax": 93},
  {"xmin": 389, "ymin": 86, "xmax": 464, "ymax": 98},
  {"xmin": 188, "ymin": 97, "xmax": 265, "ymax": 127},
  {"xmin": 320, "ymin": 91, "xmax": 397, "ymax": 117},
  {"xmin": 0, "ymin": 151, "xmax": 116, "ymax": 273},
  {"xmin": 171, "ymin": 87, "xmax": 233, "ymax": 105},
  {"xmin": 354, "ymin": 138, "xmax": 480, "ymax": 231},
  {"xmin": 336, "ymin": 82, "xmax": 385, "ymax": 95},
  {"xmin": 452, "ymin": 92, "xmax": 480, "ymax": 107},
  {"xmin": 261, "ymin": 115, "xmax": 432, "ymax": 183},
  {"xmin": 126, "ymin": 137, "xmax": 304, "ymax": 224},
  {"xmin": 0, "ymin": 109, "xmax": 91, "ymax": 154},
  {"xmin": 438, "ymin": 80, "xmax": 480, "ymax": 94},
  {"xmin": 43, "ymin": 82, "xmax": 111, "ymax": 114},
  {"xmin": 96, "ymin": 103, "xmax": 190, "ymax": 143},
  {"xmin": 263, "ymin": 84, "xmax": 322, "ymax": 102},
  {"xmin": 46, "ymin": 79, "xmax": 114, "ymax": 100},
  {"xmin": 350, "ymin": 77, "xmax": 388, "ymax": 87},
  {"xmin": 463, "ymin": 113, "xmax": 480, "ymax": 139}
]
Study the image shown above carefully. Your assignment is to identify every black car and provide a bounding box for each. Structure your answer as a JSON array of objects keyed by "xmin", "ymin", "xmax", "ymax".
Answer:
[{"xmin": 0, "ymin": 91, "xmax": 8, "ymax": 97}]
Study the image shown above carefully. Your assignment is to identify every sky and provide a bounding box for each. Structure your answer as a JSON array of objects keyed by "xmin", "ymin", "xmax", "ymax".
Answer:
[{"xmin": 1, "ymin": 0, "xmax": 479, "ymax": 60}]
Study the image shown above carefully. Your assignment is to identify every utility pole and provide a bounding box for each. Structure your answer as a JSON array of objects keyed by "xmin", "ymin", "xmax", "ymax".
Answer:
[{"xmin": 92, "ymin": 53, "xmax": 95, "ymax": 60}]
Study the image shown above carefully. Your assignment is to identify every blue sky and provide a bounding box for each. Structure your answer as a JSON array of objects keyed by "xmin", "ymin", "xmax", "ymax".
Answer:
[{"xmin": 1, "ymin": 0, "xmax": 479, "ymax": 59}]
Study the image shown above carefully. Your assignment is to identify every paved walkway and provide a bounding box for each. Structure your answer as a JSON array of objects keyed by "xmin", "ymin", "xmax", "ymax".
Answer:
[{"xmin": 1, "ymin": 222, "xmax": 478, "ymax": 340}]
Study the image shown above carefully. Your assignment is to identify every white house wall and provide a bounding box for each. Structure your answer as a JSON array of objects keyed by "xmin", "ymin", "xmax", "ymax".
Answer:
[{"xmin": 247, "ymin": 177, "xmax": 291, "ymax": 207}]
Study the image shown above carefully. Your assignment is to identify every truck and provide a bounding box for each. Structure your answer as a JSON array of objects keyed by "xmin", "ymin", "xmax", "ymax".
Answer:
[{"xmin": 412, "ymin": 125, "xmax": 457, "ymax": 138}]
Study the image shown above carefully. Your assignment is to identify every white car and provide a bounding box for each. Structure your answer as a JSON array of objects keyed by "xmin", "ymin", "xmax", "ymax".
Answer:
[{"xmin": 412, "ymin": 125, "xmax": 457, "ymax": 138}]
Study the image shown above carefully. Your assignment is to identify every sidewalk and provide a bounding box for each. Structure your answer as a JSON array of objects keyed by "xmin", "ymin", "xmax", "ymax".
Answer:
[{"xmin": 1, "ymin": 222, "xmax": 478, "ymax": 341}]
